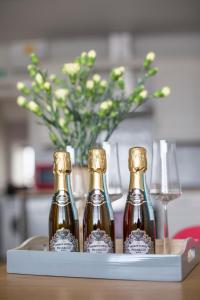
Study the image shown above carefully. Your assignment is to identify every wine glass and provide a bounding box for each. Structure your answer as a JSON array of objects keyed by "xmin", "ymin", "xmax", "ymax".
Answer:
[{"xmin": 150, "ymin": 140, "xmax": 182, "ymax": 254}]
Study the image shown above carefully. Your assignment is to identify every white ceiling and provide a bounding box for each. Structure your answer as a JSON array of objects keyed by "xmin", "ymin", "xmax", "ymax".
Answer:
[{"xmin": 0, "ymin": 0, "xmax": 200, "ymax": 42}]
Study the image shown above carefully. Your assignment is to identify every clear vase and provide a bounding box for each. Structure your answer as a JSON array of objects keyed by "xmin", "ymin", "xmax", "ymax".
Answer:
[{"xmin": 66, "ymin": 143, "xmax": 122, "ymax": 201}]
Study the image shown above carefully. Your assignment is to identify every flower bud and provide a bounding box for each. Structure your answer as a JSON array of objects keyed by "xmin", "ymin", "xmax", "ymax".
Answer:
[
  {"xmin": 133, "ymin": 85, "xmax": 144, "ymax": 95},
  {"xmin": 93, "ymin": 74, "xmax": 101, "ymax": 83},
  {"xmin": 86, "ymin": 80, "xmax": 94, "ymax": 90},
  {"xmin": 35, "ymin": 73, "xmax": 44, "ymax": 85},
  {"xmin": 58, "ymin": 118, "xmax": 68, "ymax": 133},
  {"xmin": 87, "ymin": 50, "xmax": 96, "ymax": 66},
  {"xmin": 161, "ymin": 86, "xmax": 171, "ymax": 96},
  {"xmin": 100, "ymin": 80, "xmax": 107, "ymax": 88},
  {"xmin": 31, "ymin": 81, "xmax": 41, "ymax": 93},
  {"xmin": 17, "ymin": 82, "xmax": 25, "ymax": 91},
  {"xmin": 54, "ymin": 88, "xmax": 69, "ymax": 100},
  {"xmin": 58, "ymin": 118, "xmax": 66, "ymax": 128},
  {"xmin": 100, "ymin": 99, "xmax": 113, "ymax": 110},
  {"xmin": 16, "ymin": 96, "xmax": 27, "ymax": 107},
  {"xmin": 27, "ymin": 101, "xmax": 42, "ymax": 116},
  {"xmin": 88, "ymin": 50, "xmax": 96, "ymax": 59},
  {"xmin": 16, "ymin": 82, "xmax": 30, "ymax": 95},
  {"xmin": 62, "ymin": 63, "xmax": 80, "ymax": 76},
  {"xmin": 49, "ymin": 74, "xmax": 56, "ymax": 82},
  {"xmin": 76, "ymin": 85, "xmax": 82, "ymax": 95},
  {"xmin": 146, "ymin": 52, "xmax": 156, "ymax": 62},
  {"xmin": 30, "ymin": 53, "xmax": 39, "ymax": 64},
  {"xmin": 80, "ymin": 52, "xmax": 87, "ymax": 64},
  {"xmin": 111, "ymin": 66, "xmax": 125, "ymax": 80},
  {"xmin": 153, "ymin": 86, "xmax": 171, "ymax": 98},
  {"xmin": 46, "ymin": 105, "xmax": 52, "ymax": 112},
  {"xmin": 27, "ymin": 64, "xmax": 37, "ymax": 77},
  {"xmin": 147, "ymin": 67, "xmax": 158, "ymax": 77},
  {"xmin": 139, "ymin": 90, "xmax": 148, "ymax": 99},
  {"xmin": 144, "ymin": 51, "xmax": 156, "ymax": 69},
  {"xmin": 44, "ymin": 82, "xmax": 51, "ymax": 92}
]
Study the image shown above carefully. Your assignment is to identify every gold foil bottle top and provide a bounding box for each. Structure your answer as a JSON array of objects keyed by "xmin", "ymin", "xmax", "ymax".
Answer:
[
  {"xmin": 53, "ymin": 150, "xmax": 71, "ymax": 175},
  {"xmin": 129, "ymin": 147, "xmax": 147, "ymax": 172},
  {"xmin": 88, "ymin": 148, "xmax": 106, "ymax": 173}
]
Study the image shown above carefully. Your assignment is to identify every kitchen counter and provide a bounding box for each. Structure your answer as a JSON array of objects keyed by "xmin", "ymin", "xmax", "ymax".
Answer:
[{"xmin": 0, "ymin": 264, "xmax": 200, "ymax": 300}]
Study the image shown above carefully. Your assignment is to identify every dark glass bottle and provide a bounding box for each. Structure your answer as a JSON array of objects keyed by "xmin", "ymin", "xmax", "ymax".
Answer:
[
  {"xmin": 123, "ymin": 147, "xmax": 156, "ymax": 254},
  {"xmin": 49, "ymin": 150, "xmax": 79, "ymax": 252},
  {"xmin": 83, "ymin": 148, "xmax": 115, "ymax": 253}
]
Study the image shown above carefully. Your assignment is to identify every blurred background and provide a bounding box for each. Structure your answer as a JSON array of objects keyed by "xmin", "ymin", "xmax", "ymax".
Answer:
[{"xmin": 0, "ymin": 0, "xmax": 200, "ymax": 258}]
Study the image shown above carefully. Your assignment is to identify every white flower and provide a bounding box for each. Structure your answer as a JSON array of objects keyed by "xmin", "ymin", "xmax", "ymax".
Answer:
[
  {"xmin": 88, "ymin": 50, "xmax": 96, "ymax": 59},
  {"xmin": 35, "ymin": 73, "xmax": 44, "ymax": 85},
  {"xmin": 58, "ymin": 118, "xmax": 65, "ymax": 128},
  {"xmin": 46, "ymin": 105, "xmax": 52, "ymax": 112},
  {"xmin": 139, "ymin": 90, "xmax": 148, "ymax": 99},
  {"xmin": 119, "ymin": 66, "xmax": 125, "ymax": 73},
  {"xmin": 62, "ymin": 63, "xmax": 80, "ymax": 76},
  {"xmin": 112, "ymin": 66, "xmax": 125, "ymax": 78},
  {"xmin": 76, "ymin": 85, "xmax": 82, "ymax": 93},
  {"xmin": 27, "ymin": 101, "xmax": 42, "ymax": 115},
  {"xmin": 17, "ymin": 96, "xmax": 27, "ymax": 107},
  {"xmin": 100, "ymin": 80, "xmax": 107, "ymax": 88},
  {"xmin": 93, "ymin": 74, "xmax": 101, "ymax": 83},
  {"xmin": 54, "ymin": 88, "xmax": 69, "ymax": 99},
  {"xmin": 44, "ymin": 82, "xmax": 51, "ymax": 91},
  {"xmin": 86, "ymin": 80, "xmax": 94, "ymax": 90},
  {"xmin": 146, "ymin": 52, "xmax": 156, "ymax": 62},
  {"xmin": 81, "ymin": 51, "xmax": 87, "ymax": 57},
  {"xmin": 162, "ymin": 86, "xmax": 171, "ymax": 96},
  {"xmin": 16, "ymin": 82, "xmax": 26, "ymax": 91},
  {"xmin": 49, "ymin": 74, "xmax": 56, "ymax": 81},
  {"xmin": 100, "ymin": 100, "xmax": 113, "ymax": 110}
]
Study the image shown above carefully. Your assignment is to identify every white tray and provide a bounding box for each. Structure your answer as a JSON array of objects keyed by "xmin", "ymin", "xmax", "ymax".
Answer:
[{"xmin": 7, "ymin": 236, "xmax": 200, "ymax": 281}]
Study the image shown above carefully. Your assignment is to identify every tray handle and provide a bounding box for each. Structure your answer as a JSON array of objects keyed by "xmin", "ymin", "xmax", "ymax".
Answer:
[{"xmin": 187, "ymin": 247, "xmax": 196, "ymax": 263}]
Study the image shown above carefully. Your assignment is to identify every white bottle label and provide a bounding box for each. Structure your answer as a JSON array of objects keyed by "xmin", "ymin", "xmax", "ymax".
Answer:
[
  {"xmin": 124, "ymin": 229, "xmax": 154, "ymax": 254},
  {"xmin": 50, "ymin": 228, "xmax": 78, "ymax": 252},
  {"xmin": 84, "ymin": 229, "xmax": 113, "ymax": 253}
]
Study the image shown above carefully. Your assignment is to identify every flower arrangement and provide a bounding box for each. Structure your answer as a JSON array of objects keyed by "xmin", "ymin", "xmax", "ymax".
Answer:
[{"xmin": 17, "ymin": 50, "xmax": 170, "ymax": 165}]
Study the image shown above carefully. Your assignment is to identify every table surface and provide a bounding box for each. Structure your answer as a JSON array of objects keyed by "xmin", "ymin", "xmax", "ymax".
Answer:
[{"xmin": 1, "ymin": 264, "xmax": 200, "ymax": 300}]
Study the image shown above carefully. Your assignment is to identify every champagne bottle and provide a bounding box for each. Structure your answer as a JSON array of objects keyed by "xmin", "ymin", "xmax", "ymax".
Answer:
[
  {"xmin": 49, "ymin": 150, "xmax": 79, "ymax": 252},
  {"xmin": 83, "ymin": 148, "xmax": 115, "ymax": 253},
  {"xmin": 123, "ymin": 147, "xmax": 156, "ymax": 254}
]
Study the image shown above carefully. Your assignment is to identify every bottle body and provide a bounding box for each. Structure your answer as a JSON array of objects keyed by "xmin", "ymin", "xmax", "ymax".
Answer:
[
  {"xmin": 123, "ymin": 147, "xmax": 155, "ymax": 254},
  {"xmin": 49, "ymin": 151, "xmax": 79, "ymax": 252},
  {"xmin": 83, "ymin": 149, "xmax": 115, "ymax": 253}
]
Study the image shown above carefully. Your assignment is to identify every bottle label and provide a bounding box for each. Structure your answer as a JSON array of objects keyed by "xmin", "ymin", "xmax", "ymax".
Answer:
[
  {"xmin": 87, "ymin": 189, "xmax": 106, "ymax": 206},
  {"xmin": 84, "ymin": 229, "xmax": 113, "ymax": 253},
  {"xmin": 124, "ymin": 229, "xmax": 154, "ymax": 254},
  {"xmin": 50, "ymin": 228, "xmax": 78, "ymax": 252},
  {"xmin": 127, "ymin": 188, "xmax": 146, "ymax": 206},
  {"xmin": 53, "ymin": 192, "xmax": 70, "ymax": 207}
]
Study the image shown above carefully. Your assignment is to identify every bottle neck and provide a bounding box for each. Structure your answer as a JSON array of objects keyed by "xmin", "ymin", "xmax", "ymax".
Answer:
[
  {"xmin": 54, "ymin": 173, "xmax": 67, "ymax": 193},
  {"xmin": 129, "ymin": 170, "xmax": 145, "ymax": 191},
  {"xmin": 89, "ymin": 171, "xmax": 104, "ymax": 192}
]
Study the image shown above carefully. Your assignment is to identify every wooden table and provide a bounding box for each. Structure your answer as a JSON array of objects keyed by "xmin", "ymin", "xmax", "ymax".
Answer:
[{"xmin": 0, "ymin": 264, "xmax": 200, "ymax": 300}]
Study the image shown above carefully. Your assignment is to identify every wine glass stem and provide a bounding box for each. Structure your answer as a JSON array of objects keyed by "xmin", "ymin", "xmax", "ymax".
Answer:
[{"xmin": 163, "ymin": 201, "xmax": 169, "ymax": 254}]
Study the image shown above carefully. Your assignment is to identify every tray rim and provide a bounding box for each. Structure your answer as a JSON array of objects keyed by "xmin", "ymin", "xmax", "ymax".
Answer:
[{"xmin": 7, "ymin": 236, "xmax": 200, "ymax": 282}]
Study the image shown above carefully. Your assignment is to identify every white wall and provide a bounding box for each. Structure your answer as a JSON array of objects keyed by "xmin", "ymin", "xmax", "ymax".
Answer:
[
  {"xmin": 135, "ymin": 33, "xmax": 200, "ymax": 141},
  {"xmin": 0, "ymin": 32, "xmax": 200, "ymax": 187}
]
